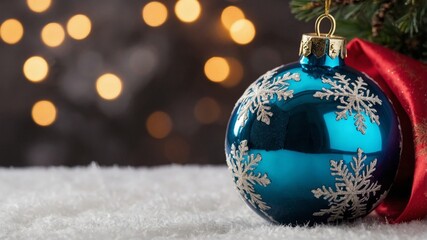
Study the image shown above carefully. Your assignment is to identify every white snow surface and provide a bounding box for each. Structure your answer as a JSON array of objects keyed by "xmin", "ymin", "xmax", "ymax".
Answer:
[{"xmin": 0, "ymin": 164, "xmax": 425, "ymax": 240}]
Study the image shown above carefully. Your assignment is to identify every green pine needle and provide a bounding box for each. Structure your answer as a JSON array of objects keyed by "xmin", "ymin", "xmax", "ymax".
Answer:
[{"xmin": 290, "ymin": 0, "xmax": 427, "ymax": 62}]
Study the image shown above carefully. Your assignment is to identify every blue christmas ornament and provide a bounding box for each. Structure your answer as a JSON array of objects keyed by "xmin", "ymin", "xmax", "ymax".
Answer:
[{"xmin": 224, "ymin": 10, "xmax": 401, "ymax": 225}]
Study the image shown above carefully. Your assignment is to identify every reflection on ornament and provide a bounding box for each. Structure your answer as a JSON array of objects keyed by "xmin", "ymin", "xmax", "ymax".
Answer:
[
  {"xmin": 313, "ymin": 73, "xmax": 382, "ymax": 134},
  {"xmin": 312, "ymin": 148, "xmax": 381, "ymax": 222}
]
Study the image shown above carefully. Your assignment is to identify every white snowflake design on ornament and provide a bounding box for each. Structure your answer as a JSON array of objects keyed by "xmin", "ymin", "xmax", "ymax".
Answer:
[
  {"xmin": 313, "ymin": 73, "xmax": 382, "ymax": 134},
  {"xmin": 236, "ymin": 66, "xmax": 300, "ymax": 125},
  {"xmin": 226, "ymin": 140, "xmax": 276, "ymax": 222},
  {"xmin": 311, "ymin": 148, "xmax": 382, "ymax": 222}
]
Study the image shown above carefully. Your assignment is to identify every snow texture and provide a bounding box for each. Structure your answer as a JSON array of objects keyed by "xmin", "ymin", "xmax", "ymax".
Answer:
[{"xmin": 0, "ymin": 164, "xmax": 426, "ymax": 240}]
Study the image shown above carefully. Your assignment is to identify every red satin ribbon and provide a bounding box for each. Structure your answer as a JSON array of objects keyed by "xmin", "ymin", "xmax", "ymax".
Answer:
[{"xmin": 347, "ymin": 38, "xmax": 427, "ymax": 223}]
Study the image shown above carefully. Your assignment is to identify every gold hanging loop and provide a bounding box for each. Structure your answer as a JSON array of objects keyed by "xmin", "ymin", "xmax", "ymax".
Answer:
[
  {"xmin": 315, "ymin": 0, "xmax": 336, "ymax": 37},
  {"xmin": 325, "ymin": 0, "xmax": 331, "ymax": 14},
  {"xmin": 315, "ymin": 14, "xmax": 336, "ymax": 37},
  {"xmin": 299, "ymin": 0, "xmax": 347, "ymax": 59}
]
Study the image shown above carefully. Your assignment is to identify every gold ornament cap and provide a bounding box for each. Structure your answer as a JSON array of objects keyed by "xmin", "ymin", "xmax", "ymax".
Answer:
[
  {"xmin": 299, "ymin": 33, "xmax": 347, "ymax": 59},
  {"xmin": 299, "ymin": 1, "xmax": 347, "ymax": 59}
]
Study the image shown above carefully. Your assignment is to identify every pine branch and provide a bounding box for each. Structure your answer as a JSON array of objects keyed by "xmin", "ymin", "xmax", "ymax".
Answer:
[
  {"xmin": 290, "ymin": 0, "xmax": 371, "ymax": 22},
  {"xmin": 290, "ymin": 0, "xmax": 427, "ymax": 62}
]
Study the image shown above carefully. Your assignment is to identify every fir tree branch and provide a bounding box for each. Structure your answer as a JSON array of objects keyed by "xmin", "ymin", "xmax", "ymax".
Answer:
[{"xmin": 290, "ymin": 0, "xmax": 427, "ymax": 62}]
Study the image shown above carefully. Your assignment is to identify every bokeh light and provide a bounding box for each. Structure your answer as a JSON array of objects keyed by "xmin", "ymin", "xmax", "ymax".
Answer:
[
  {"xmin": 221, "ymin": 6, "xmax": 245, "ymax": 30},
  {"xmin": 66, "ymin": 14, "xmax": 92, "ymax": 40},
  {"xmin": 204, "ymin": 57, "xmax": 230, "ymax": 83},
  {"xmin": 142, "ymin": 1, "xmax": 168, "ymax": 27},
  {"xmin": 27, "ymin": 0, "xmax": 52, "ymax": 13},
  {"xmin": 0, "ymin": 19, "xmax": 24, "ymax": 44},
  {"xmin": 41, "ymin": 22, "xmax": 65, "ymax": 47},
  {"xmin": 194, "ymin": 97, "xmax": 221, "ymax": 124},
  {"xmin": 96, "ymin": 73, "xmax": 123, "ymax": 100},
  {"xmin": 250, "ymin": 47, "xmax": 282, "ymax": 74},
  {"xmin": 174, "ymin": 0, "xmax": 201, "ymax": 23},
  {"xmin": 0, "ymin": 0, "xmax": 312, "ymax": 167},
  {"xmin": 230, "ymin": 19, "xmax": 256, "ymax": 45},
  {"xmin": 164, "ymin": 137, "xmax": 190, "ymax": 163},
  {"xmin": 221, "ymin": 57, "xmax": 243, "ymax": 88},
  {"xmin": 146, "ymin": 111, "xmax": 173, "ymax": 139},
  {"xmin": 31, "ymin": 100, "xmax": 57, "ymax": 127},
  {"xmin": 23, "ymin": 56, "xmax": 49, "ymax": 82}
]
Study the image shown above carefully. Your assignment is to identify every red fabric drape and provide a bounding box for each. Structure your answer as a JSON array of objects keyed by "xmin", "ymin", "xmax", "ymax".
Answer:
[{"xmin": 347, "ymin": 38, "xmax": 427, "ymax": 223}]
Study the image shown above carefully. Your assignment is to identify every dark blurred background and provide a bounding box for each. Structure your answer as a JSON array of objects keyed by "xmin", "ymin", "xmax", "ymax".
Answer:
[{"xmin": 0, "ymin": 0, "xmax": 311, "ymax": 166}]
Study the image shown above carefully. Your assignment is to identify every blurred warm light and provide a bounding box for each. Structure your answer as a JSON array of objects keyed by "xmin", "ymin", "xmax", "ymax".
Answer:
[
  {"xmin": 175, "ymin": 0, "xmax": 201, "ymax": 23},
  {"xmin": 32, "ymin": 100, "xmax": 57, "ymax": 127},
  {"xmin": 230, "ymin": 19, "xmax": 256, "ymax": 45},
  {"xmin": 27, "ymin": 0, "xmax": 52, "ymax": 13},
  {"xmin": 96, "ymin": 73, "xmax": 123, "ymax": 100},
  {"xmin": 41, "ymin": 22, "xmax": 65, "ymax": 47},
  {"xmin": 221, "ymin": 6, "xmax": 245, "ymax": 30},
  {"xmin": 142, "ymin": 1, "xmax": 168, "ymax": 27},
  {"xmin": 164, "ymin": 137, "xmax": 190, "ymax": 163},
  {"xmin": 194, "ymin": 97, "xmax": 221, "ymax": 124},
  {"xmin": 146, "ymin": 111, "xmax": 173, "ymax": 139},
  {"xmin": 0, "ymin": 19, "xmax": 24, "ymax": 44},
  {"xmin": 221, "ymin": 57, "xmax": 244, "ymax": 88},
  {"xmin": 67, "ymin": 14, "xmax": 92, "ymax": 40},
  {"xmin": 23, "ymin": 56, "xmax": 49, "ymax": 82},
  {"xmin": 204, "ymin": 57, "xmax": 230, "ymax": 83}
]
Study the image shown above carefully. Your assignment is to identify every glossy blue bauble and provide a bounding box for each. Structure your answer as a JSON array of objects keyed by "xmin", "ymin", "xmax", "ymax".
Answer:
[{"xmin": 225, "ymin": 50, "xmax": 401, "ymax": 225}]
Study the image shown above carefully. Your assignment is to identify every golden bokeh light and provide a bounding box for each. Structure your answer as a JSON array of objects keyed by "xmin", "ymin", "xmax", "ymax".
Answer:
[
  {"xmin": 67, "ymin": 14, "xmax": 92, "ymax": 40},
  {"xmin": 142, "ymin": 1, "xmax": 168, "ymax": 27},
  {"xmin": 221, "ymin": 6, "xmax": 245, "ymax": 30},
  {"xmin": 96, "ymin": 73, "xmax": 123, "ymax": 100},
  {"xmin": 220, "ymin": 57, "xmax": 244, "ymax": 88},
  {"xmin": 194, "ymin": 97, "xmax": 221, "ymax": 124},
  {"xmin": 41, "ymin": 22, "xmax": 65, "ymax": 47},
  {"xmin": 204, "ymin": 57, "xmax": 230, "ymax": 83},
  {"xmin": 146, "ymin": 111, "xmax": 173, "ymax": 139},
  {"xmin": 0, "ymin": 19, "xmax": 24, "ymax": 44},
  {"xmin": 230, "ymin": 19, "xmax": 256, "ymax": 45},
  {"xmin": 32, "ymin": 100, "xmax": 57, "ymax": 127},
  {"xmin": 23, "ymin": 56, "xmax": 49, "ymax": 82},
  {"xmin": 27, "ymin": 0, "xmax": 52, "ymax": 13},
  {"xmin": 164, "ymin": 137, "xmax": 190, "ymax": 163},
  {"xmin": 174, "ymin": 0, "xmax": 201, "ymax": 23}
]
